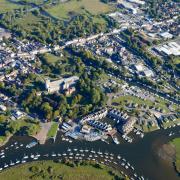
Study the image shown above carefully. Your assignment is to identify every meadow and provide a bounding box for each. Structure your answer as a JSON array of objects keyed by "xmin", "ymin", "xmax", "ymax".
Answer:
[{"xmin": 46, "ymin": 0, "xmax": 113, "ymax": 19}]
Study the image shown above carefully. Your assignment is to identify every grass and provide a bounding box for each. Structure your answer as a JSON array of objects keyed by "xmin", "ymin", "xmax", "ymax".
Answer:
[
  {"xmin": 0, "ymin": 160, "xmax": 123, "ymax": 180},
  {"xmin": 111, "ymin": 95, "xmax": 170, "ymax": 112},
  {"xmin": 43, "ymin": 53, "xmax": 61, "ymax": 64},
  {"xmin": 46, "ymin": 0, "xmax": 113, "ymax": 19},
  {"xmin": 14, "ymin": 12, "xmax": 41, "ymax": 31},
  {"xmin": 47, "ymin": 122, "xmax": 59, "ymax": 139},
  {"xmin": 0, "ymin": 0, "xmax": 24, "ymax": 13},
  {"xmin": 171, "ymin": 138, "xmax": 180, "ymax": 173}
]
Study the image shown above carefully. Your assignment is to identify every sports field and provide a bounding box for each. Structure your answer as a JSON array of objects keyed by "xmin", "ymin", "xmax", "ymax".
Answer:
[{"xmin": 46, "ymin": 0, "xmax": 113, "ymax": 19}]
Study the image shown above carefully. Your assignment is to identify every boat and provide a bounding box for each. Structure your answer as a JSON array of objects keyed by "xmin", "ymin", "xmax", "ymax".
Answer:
[
  {"xmin": 26, "ymin": 141, "xmax": 38, "ymax": 149},
  {"xmin": 20, "ymin": 144, "xmax": 23, "ymax": 147},
  {"xmin": 10, "ymin": 161, "xmax": 15, "ymax": 166},
  {"xmin": 117, "ymin": 155, "xmax": 121, "ymax": 159},
  {"xmin": 30, "ymin": 154, "xmax": 35, "ymax": 158},
  {"xmin": 125, "ymin": 165, "xmax": 129, "ymax": 169},
  {"xmin": 33, "ymin": 156, "xmax": 38, "ymax": 160},
  {"xmin": 15, "ymin": 159, "xmax": 20, "ymax": 164},
  {"xmin": 1, "ymin": 155, "xmax": 5, "ymax": 158},
  {"xmin": 58, "ymin": 154, "xmax": 61, "ymax": 157},
  {"xmin": 4, "ymin": 164, "xmax": 8, "ymax": 168},
  {"xmin": 0, "ymin": 168, "xmax": 2, "ymax": 171},
  {"xmin": 23, "ymin": 154, "xmax": 28, "ymax": 159},
  {"xmin": 0, "ymin": 152, "xmax": 4, "ymax": 156},
  {"xmin": 51, "ymin": 152, "xmax": 56, "ymax": 157},
  {"xmin": 112, "ymin": 137, "xmax": 120, "ymax": 144},
  {"xmin": 67, "ymin": 148, "xmax": 71, "ymax": 152},
  {"xmin": 85, "ymin": 149, "xmax": 89, "ymax": 152},
  {"xmin": 22, "ymin": 160, "xmax": 26, "ymax": 163}
]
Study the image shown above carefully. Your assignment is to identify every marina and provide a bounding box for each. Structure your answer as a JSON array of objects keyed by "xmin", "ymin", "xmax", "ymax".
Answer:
[{"xmin": 0, "ymin": 126, "xmax": 179, "ymax": 180}]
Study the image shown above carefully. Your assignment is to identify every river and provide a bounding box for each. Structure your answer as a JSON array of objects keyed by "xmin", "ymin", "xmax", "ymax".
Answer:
[{"xmin": 0, "ymin": 126, "xmax": 179, "ymax": 180}]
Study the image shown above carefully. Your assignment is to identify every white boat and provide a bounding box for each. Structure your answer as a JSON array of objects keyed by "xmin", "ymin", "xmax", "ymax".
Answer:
[
  {"xmin": 1, "ymin": 155, "xmax": 5, "ymax": 158},
  {"xmin": 20, "ymin": 144, "xmax": 23, "ymax": 147},
  {"xmin": 67, "ymin": 148, "xmax": 71, "ymax": 152},
  {"xmin": 51, "ymin": 153, "xmax": 56, "ymax": 157},
  {"xmin": 23, "ymin": 154, "xmax": 28, "ymax": 159},
  {"xmin": 0, "ymin": 168, "xmax": 2, "ymax": 171},
  {"xmin": 4, "ymin": 164, "xmax": 8, "ymax": 168},
  {"xmin": 33, "ymin": 157, "xmax": 38, "ymax": 160},
  {"xmin": 16, "ymin": 159, "xmax": 20, "ymax": 164},
  {"xmin": 10, "ymin": 161, "xmax": 15, "ymax": 166},
  {"xmin": 117, "ymin": 155, "xmax": 121, "ymax": 159},
  {"xmin": 112, "ymin": 137, "xmax": 120, "ymax": 144},
  {"xmin": 73, "ymin": 148, "xmax": 77, "ymax": 151},
  {"xmin": 22, "ymin": 160, "xmax": 26, "ymax": 163},
  {"xmin": 0, "ymin": 152, "xmax": 4, "ymax": 156},
  {"xmin": 26, "ymin": 141, "xmax": 38, "ymax": 149},
  {"xmin": 36, "ymin": 153, "xmax": 40, "ymax": 157},
  {"xmin": 30, "ymin": 154, "xmax": 35, "ymax": 158}
]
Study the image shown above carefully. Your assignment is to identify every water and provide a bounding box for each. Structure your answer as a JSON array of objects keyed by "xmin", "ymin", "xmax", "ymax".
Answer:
[{"xmin": 0, "ymin": 126, "xmax": 179, "ymax": 180}]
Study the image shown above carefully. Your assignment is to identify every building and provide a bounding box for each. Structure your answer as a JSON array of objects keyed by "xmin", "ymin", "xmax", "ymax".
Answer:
[
  {"xmin": 134, "ymin": 63, "xmax": 144, "ymax": 72},
  {"xmin": 108, "ymin": 109, "xmax": 129, "ymax": 121},
  {"xmin": 81, "ymin": 125, "xmax": 92, "ymax": 134},
  {"xmin": 158, "ymin": 32, "xmax": 173, "ymax": 39},
  {"xmin": 0, "ymin": 104, "xmax": 7, "ymax": 111},
  {"xmin": 143, "ymin": 69, "xmax": 154, "ymax": 77},
  {"xmin": 118, "ymin": 117, "xmax": 136, "ymax": 134},
  {"xmin": 45, "ymin": 76, "xmax": 79, "ymax": 93}
]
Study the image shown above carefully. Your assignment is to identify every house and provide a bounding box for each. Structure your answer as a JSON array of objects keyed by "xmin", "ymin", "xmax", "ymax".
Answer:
[
  {"xmin": 81, "ymin": 125, "xmax": 92, "ymax": 134},
  {"xmin": 0, "ymin": 104, "xmax": 7, "ymax": 111}
]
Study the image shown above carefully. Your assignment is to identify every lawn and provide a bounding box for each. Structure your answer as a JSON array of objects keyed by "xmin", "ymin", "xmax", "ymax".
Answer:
[
  {"xmin": 46, "ymin": 0, "xmax": 113, "ymax": 19},
  {"xmin": 112, "ymin": 95, "xmax": 170, "ymax": 112},
  {"xmin": 43, "ymin": 53, "xmax": 61, "ymax": 64},
  {"xmin": 0, "ymin": 0, "xmax": 24, "ymax": 13},
  {"xmin": 14, "ymin": 12, "xmax": 41, "ymax": 31},
  {"xmin": 0, "ymin": 160, "xmax": 123, "ymax": 180},
  {"xmin": 171, "ymin": 138, "xmax": 180, "ymax": 173},
  {"xmin": 47, "ymin": 122, "xmax": 59, "ymax": 139}
]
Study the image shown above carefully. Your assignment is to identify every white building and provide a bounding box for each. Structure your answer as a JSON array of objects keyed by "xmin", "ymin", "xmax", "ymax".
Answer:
[{"xmin": 45, "ymin": 76, "xmax": 79, "ymax": 93}]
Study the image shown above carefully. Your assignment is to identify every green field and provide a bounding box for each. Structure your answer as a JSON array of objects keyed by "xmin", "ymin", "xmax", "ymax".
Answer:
[
  {"xmin": 47, "ymin": 122, "xmax": 59, "ymax": 139},
  {"xmin": 112, "ymin": 95, "xmax": 170, "ymax": 112},
  {"xmin": 171, "ymin": 138, "xmax": 180, "ymax": 173},
  {"xmin": 46, "ymin": 0, "xmax": 113, "ymax": 19},
  {"xmin": 43, "ymin": 53, "xmax": 61, "ymax": 64},
  {"xmin": 0, "ymin": 160, "xmax": 124, "ymax": 180},
  {"xmin": 0, "ymin": 0, "xmax": 24, "ymax": 13}
]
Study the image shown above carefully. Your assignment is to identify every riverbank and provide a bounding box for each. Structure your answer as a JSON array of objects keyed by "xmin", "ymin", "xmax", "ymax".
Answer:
[
  {"xmin": 0, "ymin": 160, "xmax": 124, "ymax": 180},
  {"xmin": 0, "ymin": 135, "xmax": 12, "ymax": 148},
  {"xmin": 171, "ymin": 138, "xmax": 180, "ymax": 174}
]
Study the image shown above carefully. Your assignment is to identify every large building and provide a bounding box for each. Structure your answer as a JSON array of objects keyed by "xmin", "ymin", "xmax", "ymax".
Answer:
[
  {"xmin": 118, "ymin": 117, "xmax": 136, "ymax": 134},
  {"xmin": 45, "ymin": 76, "xmax": 79, "ymax": 93}
]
